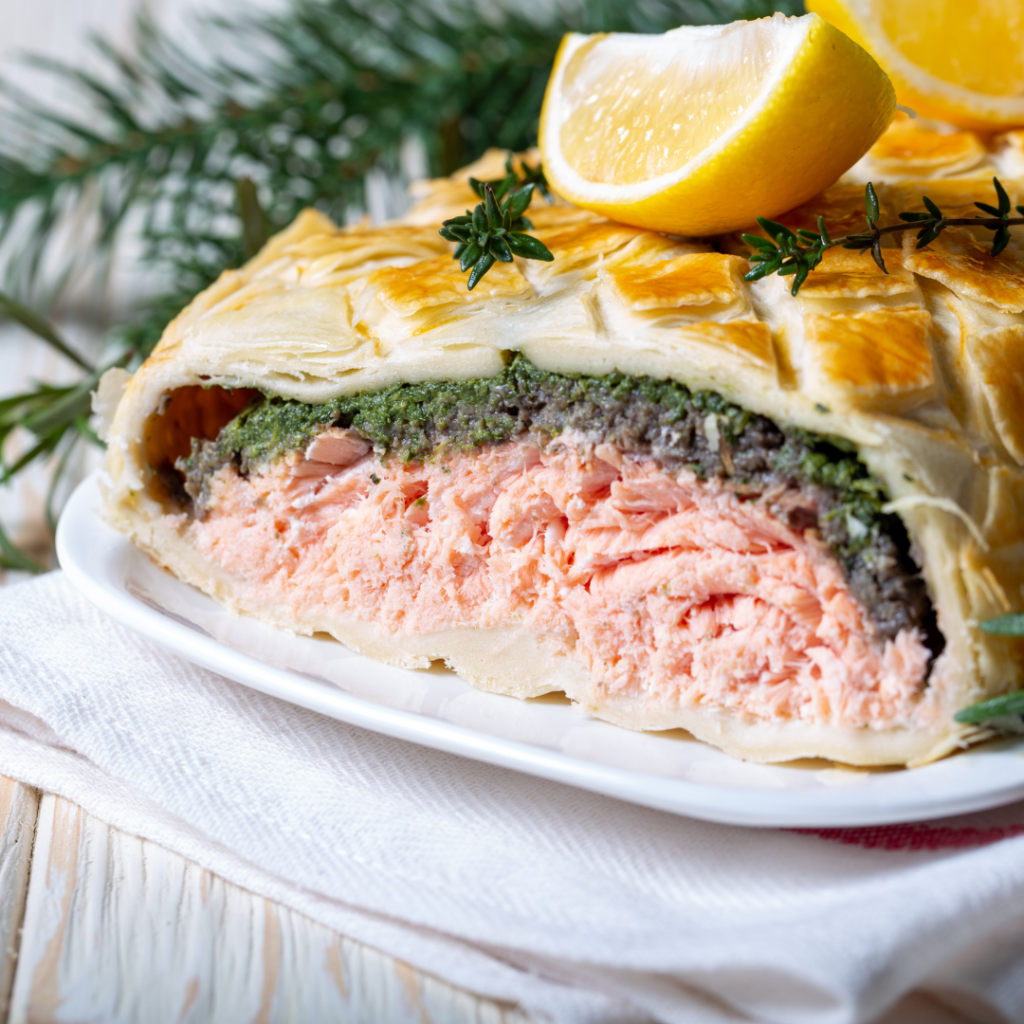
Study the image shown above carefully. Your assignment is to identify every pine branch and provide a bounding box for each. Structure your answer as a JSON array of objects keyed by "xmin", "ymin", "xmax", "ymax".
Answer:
[{"xmin": 0, "ymin": 292, "xmax": 92, "ymax": 371}]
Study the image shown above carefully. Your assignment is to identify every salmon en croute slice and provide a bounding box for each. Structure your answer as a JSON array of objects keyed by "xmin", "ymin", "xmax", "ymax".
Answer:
[{"xmin": 99, "ymin": 135, "xmax": 1024, "ymax": 767}]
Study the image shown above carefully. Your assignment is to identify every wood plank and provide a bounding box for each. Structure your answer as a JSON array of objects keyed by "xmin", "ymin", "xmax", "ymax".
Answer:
[
  {"xmin": 0, "ymin": 778, "xmax": 39, "ymax": 1019},
  {"xmin": 9, "ymin": 794, "xmax": 530, "ymax": 1024}
]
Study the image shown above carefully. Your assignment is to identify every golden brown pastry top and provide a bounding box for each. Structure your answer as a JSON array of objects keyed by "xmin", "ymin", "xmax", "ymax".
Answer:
[{"xmin": 146, "ymin": 127, "xmax": 1022, "ymax": 444}]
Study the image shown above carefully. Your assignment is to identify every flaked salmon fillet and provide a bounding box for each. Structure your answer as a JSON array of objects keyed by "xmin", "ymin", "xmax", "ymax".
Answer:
[{"xmin": 186, "ymin": 438, "xmax": 931, "ymax": 730}]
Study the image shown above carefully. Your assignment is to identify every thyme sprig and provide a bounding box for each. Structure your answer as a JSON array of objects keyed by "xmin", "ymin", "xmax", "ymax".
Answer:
[
  {"xmin": 956, "ymin": 613, "xmax": 1024, "ymax": 724},
  {"xmin": 440, "ymin": 155, "xmax": 553, "ymax": 289},
  {"xmin": 745, "ymin": 177, "xmax": 1024, "ymax": 296}
]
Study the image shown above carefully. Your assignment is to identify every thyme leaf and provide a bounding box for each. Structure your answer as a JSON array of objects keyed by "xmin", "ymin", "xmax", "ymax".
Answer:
[
  {"xmin": 954, "ymin": 614, "xmax": 1024, "ymax": 723},
  {"xmin": 955, "ymin": 690, "xmax": 1024, "ymax": 725},
  {"xmin": 980, "ymin": 614, "xmax": 1024, "ymax": 636}
]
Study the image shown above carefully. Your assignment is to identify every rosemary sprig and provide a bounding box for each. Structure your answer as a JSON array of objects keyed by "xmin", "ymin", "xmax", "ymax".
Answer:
[
  {"xmin": 440, "ymin": 155, "xmax": 553, "ymax": 289},
  {"xmin": 745, "ymin": 177, "xmax": 1024, "ymax": 296}
]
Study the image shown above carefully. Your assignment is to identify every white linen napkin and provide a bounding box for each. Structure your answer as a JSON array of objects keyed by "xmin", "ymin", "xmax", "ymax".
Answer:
[{"xmin": 1, "ymin": 572, "xmax": 1023, "ymax": 1024}]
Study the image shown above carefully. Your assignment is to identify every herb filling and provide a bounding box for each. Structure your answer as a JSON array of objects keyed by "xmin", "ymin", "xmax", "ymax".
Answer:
[{"xmin": 177, "ymin": 355, "xmax": 941, "ymax": 655}]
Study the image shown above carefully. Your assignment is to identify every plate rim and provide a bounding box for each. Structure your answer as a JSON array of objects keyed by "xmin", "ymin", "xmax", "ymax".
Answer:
[{"xmin": 56, "ymin": 471, "xmax": 1024, "ymax": 829}]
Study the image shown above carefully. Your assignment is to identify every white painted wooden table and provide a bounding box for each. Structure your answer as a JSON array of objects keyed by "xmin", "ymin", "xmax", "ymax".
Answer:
[{"xmin": 0, "ymin": 778, "xmax": 530, "ymax": 1023}]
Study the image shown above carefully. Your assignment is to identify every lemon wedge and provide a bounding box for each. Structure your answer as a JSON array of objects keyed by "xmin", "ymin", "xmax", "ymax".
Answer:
[
  {"xmin": 539, "ymin": 13, "xmax": 895, "ymax": 237},
  {"xmin": 808, "ymin": 0, "xmax": 1024, "ymax": 132}
]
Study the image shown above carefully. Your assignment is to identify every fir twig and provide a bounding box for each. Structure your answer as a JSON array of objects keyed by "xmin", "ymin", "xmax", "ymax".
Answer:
[
  {"xmin": 0, "ymin": 0, "xmax": 801, "ymax": 326},
  {"xmin": 0, "ymin": 518, "xmax": 46, "ymax": 574},
  {"xmin": 745, "ymin": 177, "xmax": 1024, "ymax": 296},
  {"xmin": 236, "ymin": 178, "xmax": 270, "ymax": 262},
  {"xmin": 0, "ymin": 296, "xmax": 113, "ymax": 572}
]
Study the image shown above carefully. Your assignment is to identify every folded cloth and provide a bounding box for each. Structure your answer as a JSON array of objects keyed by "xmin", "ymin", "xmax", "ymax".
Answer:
[{"xmin": 1, "ymin": 573, "xmax": 1023, "ymax": 1024}]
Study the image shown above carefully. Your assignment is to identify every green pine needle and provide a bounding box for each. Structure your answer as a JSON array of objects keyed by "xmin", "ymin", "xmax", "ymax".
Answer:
[{"xmin": 0, "ymin": 291, "xmax": 92, "ymax": 372}]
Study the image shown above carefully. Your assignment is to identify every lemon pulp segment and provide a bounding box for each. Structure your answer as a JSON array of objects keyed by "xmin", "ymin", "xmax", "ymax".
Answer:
[
  {"xmin": 880, "ymin": 0, "xmax": 1024, "ymax": 99},
  {"xmin": 558, "ymin": 21, "xmax": 797, "ymax": 186},
  {"xmin": 809, "ymin": 0, "xmax": 1024, "ymax": 130}
]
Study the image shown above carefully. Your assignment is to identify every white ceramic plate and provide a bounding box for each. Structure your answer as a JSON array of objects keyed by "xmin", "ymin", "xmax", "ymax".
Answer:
[{"xmin": 57, "ymin": 471, "xmax": 1024, "ymax": 828}]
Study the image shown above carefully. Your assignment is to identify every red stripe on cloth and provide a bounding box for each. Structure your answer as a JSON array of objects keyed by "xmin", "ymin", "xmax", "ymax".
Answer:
[{"xmin": 793, "ymin": 824, "xmax": 1024, "ymax": 851}]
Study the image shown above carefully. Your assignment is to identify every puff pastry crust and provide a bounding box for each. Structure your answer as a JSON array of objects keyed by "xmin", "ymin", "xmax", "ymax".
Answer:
[{"xmin": 101, "ymin": 129, "xmax": 1024, "ymax": 766}]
